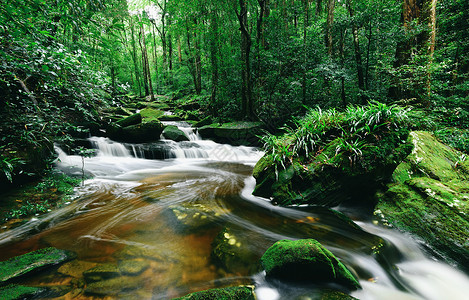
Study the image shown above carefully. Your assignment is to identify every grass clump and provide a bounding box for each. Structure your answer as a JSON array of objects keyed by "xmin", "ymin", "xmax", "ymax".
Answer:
[{"xmin": 261, "ymin": 101, "xmax": 411, "ymax": 179}]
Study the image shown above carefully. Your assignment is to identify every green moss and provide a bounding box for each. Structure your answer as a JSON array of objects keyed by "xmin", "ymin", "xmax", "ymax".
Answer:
[
  {"xmin": 0, "ymin": 247, "xmax": 76, "ymax": 283},
  {"xmin": 140, "ymin": 108, "xmax": 165, "ymax": 122},
  {"xmin": 0, "ymin": 284, "xmax": 45, "ymax": 300},
  {"xmin": 260, "ymin": 239, "xmax": 360, "ymax": 290},
  {"xmin": 174, "ymin": 285, "xmax": 256, "ymax": 300},
  {"xmin": 116, "ymin": 113, "xmax": 142, "ymax": 127}
]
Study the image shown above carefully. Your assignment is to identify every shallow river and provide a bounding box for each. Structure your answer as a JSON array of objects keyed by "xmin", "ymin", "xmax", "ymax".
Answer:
[{"xmin": 0, "ymin": 123, "xmax": 468, "ymax": 299}]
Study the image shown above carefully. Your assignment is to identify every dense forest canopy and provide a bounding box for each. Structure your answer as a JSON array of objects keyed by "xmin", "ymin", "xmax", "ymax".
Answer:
[{"xmin": 0, "ymin": 0, "xmax": 468, "ymax": 185}]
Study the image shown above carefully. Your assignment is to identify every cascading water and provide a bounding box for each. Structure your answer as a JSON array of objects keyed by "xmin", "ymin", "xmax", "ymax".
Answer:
[{"xmin": 0, "ymin": 122, "xmax": 468, "ymax": 299}]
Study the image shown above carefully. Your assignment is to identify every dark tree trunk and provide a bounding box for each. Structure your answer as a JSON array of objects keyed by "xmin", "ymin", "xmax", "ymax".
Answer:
[
  {"xmin": 236, "ymin": 0, "xmax": 255, "ymax": 120},
  {"xmin": 347, "ymin": 0, "xmax": 366, "ymax": 104}
]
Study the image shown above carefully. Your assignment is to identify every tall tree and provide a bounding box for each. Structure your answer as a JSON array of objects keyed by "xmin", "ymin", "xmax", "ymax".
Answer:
[{"xmin": 236, "ymin": 0, "xmax": 256, "ymax": 120}]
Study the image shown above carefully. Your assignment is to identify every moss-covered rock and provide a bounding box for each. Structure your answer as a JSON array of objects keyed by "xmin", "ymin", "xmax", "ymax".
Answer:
[
  {"xmin": 375, "ymin": 131, "xmax": 469, "ymax": 269},
  {"xmin": 162, "ymin": 125, "xmax": 190, "ymax": 142},
  {"xmin": 140, "ymin": 108, "xmax": 165, "ymax": 122},
  {"xmin": 260, "ymin": 239, "xmax": 360, "ymax": 290},
  {"xmin": 253, "ymin": 128, "xmax": 411, "ymax": 206},
  {"xmin": 120, "ymin": 120, "xmax": 165, "ymax": 143},
  {"xmin": 0, "ymin": 247, "xmax": 76, "ymax": 283},
  {"xmin": 0, "ymin": 284, "xmax": 46, "ymax": 300},
  {"xmin": 198, "ymin": 122, "xmax": 263, "ymax": 146},
  {"xmin": 116, "ymin": 113, "xmax": 142, "ymax": 127},
  {"xmin": 174, "ymin": 285, "xmax": 256, "ymax": 300},
  {"xmin": 194, "ymin": 116, "xmax": 212, "ymax": 128}
]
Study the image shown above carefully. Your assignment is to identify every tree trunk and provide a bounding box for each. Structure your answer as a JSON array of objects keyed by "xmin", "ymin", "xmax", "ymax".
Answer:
[
  {"xmin": 139, "ymin": 20, "xmax": 154, "ymax": 101},
  {"xmin": 236, "ymin": 0, "xmax": 255, "ymax": 120},
  {"xmin": 302, "ymin": 0, "xmax": 309, "ymax": 106},
  {"xmin": 346, "ymin": 0, "xmax": 366, "ymax": 104},
  {"xmin": 210, "ymin": 10, "xmax": 219, "ymax": 113},
  {"xmin": 130, "ymin": 19, "xmax": 142, "ymax": 97},
  {"xmin": 325, "ymin": 0, "xmax": 335, "ymax": 56}
]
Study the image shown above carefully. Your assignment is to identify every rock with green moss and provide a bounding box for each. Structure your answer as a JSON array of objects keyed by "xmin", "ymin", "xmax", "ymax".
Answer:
[
  {"xmin": 253, "ymin": 128, "xmax": 411, "ymax": 206},
  {"xmin": 162, "ymin": 125, "xmax": 190, "ymax": 142},
  {"xmin": 375, "ymin": 131, "xmax": 469, "ymax": 269},
  {"xmin": 119, "ymin": 120, "xmax": 165, "ymax": 143},
  {"xmin": 260, "ymin": 239, "xmax": 360, "ymax": 290},
  {"xmin": 198, "ymin": 122, "xmax": 263, "ymax": 146},
  {"xmin": 116, "ymin": 113, "xmax": 142, "ymax": 127},
  {"xmin": 0, "ymin": 247, "xmax": 76, "ymax": 283},
  {"xmin": 0, "ymin": 284, "xmax": 46, "ymax": 300},
  {"xmin": 174, "ymin": 285, "xmax": 256, "ymax": 300}
]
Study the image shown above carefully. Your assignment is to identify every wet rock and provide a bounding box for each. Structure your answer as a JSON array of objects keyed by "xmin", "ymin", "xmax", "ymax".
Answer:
[
  {"xmin": 162, "ymin": 125, "xmax": 190, "ymax": 142},
  {"xmin": 375, "ymin": 131, "xmax": 469, "ymax": 270},
  {"xmin": 198, "ymin": 122, "xmax": 263, "ymax": 146},
  {"xmin": 260, "ymin": 239, "xmax": 360, "ymax": 290},
  {"xmin": 118, "ymin": 260, "xmax": 149, "ymax": 276},
  {"xmin": 83, "ymin": 263, "xmax": 120, "ymax": 283},
  {"xmin": 211, "ymin": 226, "xmax": 267, "ymax": 275},
  {"xmin": 113, "ymin": 245, "xmax": 166, "ymax": 262},
  {"xmin": 0, "ymin": 247, "xmax": 76, "ymax": 283},
  {"xmin": 0, "ymin": 284, "xmax": 46, "ymax": 300},
  {"xmin": 166, "ymin": 202, "xmax": 224, "ymax": 233},
  {"xmin": 84, "ymin": 276, "xmax": 142, "ymax": 296},
  {"xmin": 109, "ymin": 120, "xmax": 165, "ymax": 143},
  {"xmin": 174, "ymin": 285, "xmax": 256, "ymax": 300}
]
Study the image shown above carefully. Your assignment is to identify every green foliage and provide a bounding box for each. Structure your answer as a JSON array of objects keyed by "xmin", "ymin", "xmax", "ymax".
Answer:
[
  {"xmin": 3, "ymin": 171, "xmax": 81, "ymax": 221},
  {"xmin": 261, "ymin": 101, "xmax": 411, "ymax": 176}
]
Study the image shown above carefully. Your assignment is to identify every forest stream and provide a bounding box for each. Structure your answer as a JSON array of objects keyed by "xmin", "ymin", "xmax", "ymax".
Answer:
[{"xmin": 0, "ymin": 122, "xmax": 468, "ymax": 300}]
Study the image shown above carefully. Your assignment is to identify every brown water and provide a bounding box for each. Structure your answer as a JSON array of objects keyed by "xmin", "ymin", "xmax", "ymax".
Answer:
[{"xmin": 0, "ymin": 132, "xmax": 468, "ymax": 300}]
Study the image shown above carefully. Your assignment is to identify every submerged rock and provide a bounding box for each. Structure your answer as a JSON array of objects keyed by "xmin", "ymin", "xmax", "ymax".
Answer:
[
  {"xmin": 375, "ymin": 131, "xmax": 469, "ymax": 269},
  {"xmin": 166, "ymin": 202, "xmax": 225, "ymax": 233},
  {"xmin": 211, "ymin": 226, "xmax": 269, "ymax": 275},
  {"xmin": 84, "ymin": 276, "xmax": 143, "ymax": 296},
  {"xmin": 174, "ymin": 285, "xmax": 256, "ymax": 300},
  {"xmin": 0, "ymin": 247, "xmax": 76, "ymax": 283},
  {"xmin": 260, "ymin": 239, "xmax": 360, "ymax": 290},
  {"xmin": 162, "ymin": 125, "xmax": 190, "ymax": 142}
]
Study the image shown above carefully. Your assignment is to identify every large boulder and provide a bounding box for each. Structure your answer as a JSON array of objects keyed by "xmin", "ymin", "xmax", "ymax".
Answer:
[
  {"xmin": 260, "ymin": 239, "xmax": 360, "ymax": 290},
  {"xmin": 198, "ymin": 122, "xmax": 263, "ymax": 146},
  {"xmin": 162, "ymin": 125, "xmax": 190, "ymax": 142},
  {"xmin": 0, "ymin": 247, "xmax": 76, "ymax": 283},
  {"xmin": 174, "ymin": 285, "xmax": 256, "ymax": 300},
  {"xmin": 375, "ymin": 131, "xmax": 469, "ymax": 270},
  {"xmin": 107, "ymin": 108, "xmax": 166, "ymax": 143},
  {"xmin": 253, "ymin": 128, "xmax": 411, "ymax": 206},
  {"xmin": 108, "ymin": 120, "xmax": 165, "ymax": 143}
]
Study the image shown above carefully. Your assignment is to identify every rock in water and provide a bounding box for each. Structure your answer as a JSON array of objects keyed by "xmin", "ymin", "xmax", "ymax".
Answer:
[
  {"xmin": 0, "ymin": 247, "xmax": 76, "ymax": 283},
  {"xmin": 260, "ymin": 239, "xmax": 360, "ymax": 290},
  {"xmin": 0, "ymin": 284, "xmax": 46, "ymax": 300},
  {"xmin": 375, "ymin": 131, "xmax": 469, "ymax": 270},
  {"xmin": 162, "ymin": 125, "xmax": 190, "ymax": 142}
]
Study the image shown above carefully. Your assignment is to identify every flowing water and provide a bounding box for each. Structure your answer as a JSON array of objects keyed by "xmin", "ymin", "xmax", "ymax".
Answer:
[{"xmin": 0, "ymin": 123, "xmax": 468, "ymax": 299}]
